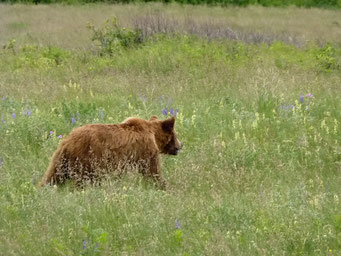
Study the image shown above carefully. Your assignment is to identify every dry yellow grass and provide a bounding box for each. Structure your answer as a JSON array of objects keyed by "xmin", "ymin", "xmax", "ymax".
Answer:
[{"xmin": 0, "ymin": 3, "xmax": 340, "ymax": 49}]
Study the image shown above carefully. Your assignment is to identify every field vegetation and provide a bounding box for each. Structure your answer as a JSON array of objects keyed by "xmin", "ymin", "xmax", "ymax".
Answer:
[
  {"xmin": 0, "ymin": 3, "xmax": 340, "ymax": 255},
  {"xmin": 1, "ymin": 0, "xmax": 341, "ymax": 8}
]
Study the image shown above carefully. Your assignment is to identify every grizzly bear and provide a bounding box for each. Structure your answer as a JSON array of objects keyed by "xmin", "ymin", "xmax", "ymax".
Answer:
[{"xmin": 39, "ymin": 115, "xmax": 182, "ymax": 189}]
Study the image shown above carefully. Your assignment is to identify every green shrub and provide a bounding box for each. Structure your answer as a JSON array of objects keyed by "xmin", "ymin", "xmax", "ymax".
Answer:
[
  {"xmin": 87, "ymin": 18, "xmax": 142, "ymax": 56},
  {"xmin": 314, "ymin": 44, "xmax": 340, "ymax": 71}
]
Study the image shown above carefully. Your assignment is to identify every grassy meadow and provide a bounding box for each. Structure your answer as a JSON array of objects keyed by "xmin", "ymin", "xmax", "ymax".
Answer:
[{"xmin": 0, "ymin": 3, "xmax": 341, "ymax": 255}]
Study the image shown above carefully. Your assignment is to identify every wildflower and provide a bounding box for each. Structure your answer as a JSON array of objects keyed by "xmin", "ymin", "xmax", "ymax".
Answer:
[
  {"xmin": 162, "ymin": 108, "xmax": 168, "ymax": 116},
  {"xmin": 176, "ymin": 219, "xmax": 181, "ymax": 229},
  {"xmin": 82, "ymin": 239, "xmax": 87, "ymax": 250},
  {"xmin": 50, "ymin": 131, "xmax": 54, "ymax": 135},
  {"xmin": 299, "ymin": 93, "xmax": 304, "ymax": 103},
  {"xmin": 100, "ymin": 110, "xmax": 105, "ymax": 119},
  {"xmin": 191, "ymin": 112, "xmax": 196, "ymax": 126},
  {"xmin": 22, "ymin": 108, "xmax": 32, "ymax": 116},
  {"xmin": 306, "ymin": 93, "xmax": 313, "ymax": 98},
  {"xmin": 334, "ymin": 119, "xmax": 338, "ymax": 135},
  {"xmin": 12, "ymin": 113, "xmax": 16, "ymax": 119},
  {"xmin": 321, "ymin": 120, "xmax": 326, "ymax": 129},
  {"xmin": 232, "ymin": 120, "xmax": 236, "ymax": 129},
  {"xmin": 168, "ymin": 108, "xmax": 179, "ymax": 117},
  {"xmin": 71, "ymin": 117, "xmax": 76, "ymax": 124},
  {"xmin": 58, "ymin": 135, "xmax": 63, "ymax": 139}
]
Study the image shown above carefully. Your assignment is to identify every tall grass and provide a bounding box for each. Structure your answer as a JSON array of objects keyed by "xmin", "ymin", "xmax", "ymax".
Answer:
[{"xmin": 0, "ymin": 3, "xmax": 341, "ymax": 255}]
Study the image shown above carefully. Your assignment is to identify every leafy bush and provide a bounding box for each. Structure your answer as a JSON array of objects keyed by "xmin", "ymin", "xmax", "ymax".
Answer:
[
  {"xmin": 87, "ymin": 18, "xmax": 142, "ymax": 56},
  {"xmin": 314, "ymin": 44, "xmax": 340, "ymax": 71}
]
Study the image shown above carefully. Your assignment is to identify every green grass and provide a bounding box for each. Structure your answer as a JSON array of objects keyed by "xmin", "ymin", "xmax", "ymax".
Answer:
[{"xmin": 0, "ymin": 3, "xmax": 341, "ymax": 255}]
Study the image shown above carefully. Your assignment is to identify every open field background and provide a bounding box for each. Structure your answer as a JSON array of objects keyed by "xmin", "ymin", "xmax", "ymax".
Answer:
[
  {"xmin": 1, "ymin": 0, "xmax": 341, "ymax": 8},
  {"xmin": 0, "ymin": 3, "xmax": 341, "ymax": 255},
  {"xmin": 1, "ymin": 4, "xmax": 341, "ymax": 49}
]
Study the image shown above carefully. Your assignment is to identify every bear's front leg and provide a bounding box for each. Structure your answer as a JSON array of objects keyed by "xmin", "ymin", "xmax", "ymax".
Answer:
[{"xmin": 148, "ymin": 155, "xmax": 167, "ymax": 190}]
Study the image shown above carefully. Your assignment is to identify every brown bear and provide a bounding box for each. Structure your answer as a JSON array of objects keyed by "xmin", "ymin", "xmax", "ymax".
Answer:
[{"xmin": 39, "ymin": 115, "xmax": 182, "ymax": 189}]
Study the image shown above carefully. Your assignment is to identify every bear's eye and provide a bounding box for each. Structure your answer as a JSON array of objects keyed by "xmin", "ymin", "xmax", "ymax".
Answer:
[{"xmin": 164, "ymin": 136, "xmax": 174, "ymax": 149}]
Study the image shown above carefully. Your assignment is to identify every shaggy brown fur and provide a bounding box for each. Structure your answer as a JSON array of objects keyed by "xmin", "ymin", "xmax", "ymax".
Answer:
[{"xmin": 39, "ymin": 116, "xmax": 182, "ymax": 189}]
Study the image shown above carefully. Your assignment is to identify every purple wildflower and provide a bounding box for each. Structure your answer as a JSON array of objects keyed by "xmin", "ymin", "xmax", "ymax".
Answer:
[
  {"xmin": 306, "ymin": 93, "xmax": 313, "ymax": 98},
  {"xmin": 299, "ymin": 93, "xmax": 304, "ymax": 103},
  {"xmin": 12, "ymin": 113, "xmax": 16, "ymax": 119},
  {"xmin": 100, "ymin": 110, "xmax": 105, "ymax": 119},
  {"xmin": 169, "ymin": 108, "xmax": 179, "ymax": 117},
  {"xmin": 49, "ymin": 131, "xmax": 54, "ymax": 135},
  {"xmin": 162, "ymin": 108, "xmax": 168, "ymax": 116},
  {"xmin": 176, "ymin": 219, "xmax": 181, "ymax": 229},
  {"xmin": 82, "ymin": 239, "xmax": 87, "ymax": 250},
  {"xmin": 71, "ymin": 117, "xmax": 76, "ymax": 124},
  {"xmin": 22, "ymin": 108, "xmax": 32, "ymax": 116},
  {"xmin": 58, "ymin": 135, "xmax": 63, "ymax": 139}
]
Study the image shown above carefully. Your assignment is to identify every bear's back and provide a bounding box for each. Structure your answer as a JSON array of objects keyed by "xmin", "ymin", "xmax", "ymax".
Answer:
[{"xmin": 61, "ymin": 119, "xmax": 158, "ymax": 162}]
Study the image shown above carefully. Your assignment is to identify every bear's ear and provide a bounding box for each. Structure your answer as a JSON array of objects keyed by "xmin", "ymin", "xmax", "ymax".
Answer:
[
  {"xmin": 149, "ymin": 115, "xmax": 158, "ymax": 121},
  {"xmin": 162, "ymin": 117, "xmax": 175, "ymax": 133}
]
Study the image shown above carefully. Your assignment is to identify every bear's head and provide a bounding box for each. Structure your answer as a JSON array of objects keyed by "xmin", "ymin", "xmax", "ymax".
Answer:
[{"xmin": 150, "ymin": 115, "xmax": 183, "ymax": 155}]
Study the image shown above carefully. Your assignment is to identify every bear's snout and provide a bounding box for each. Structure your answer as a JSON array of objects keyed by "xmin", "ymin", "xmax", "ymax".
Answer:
[{"xmin": 173, "ymin": 141, "xmax": 183, "ymax": 155}]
